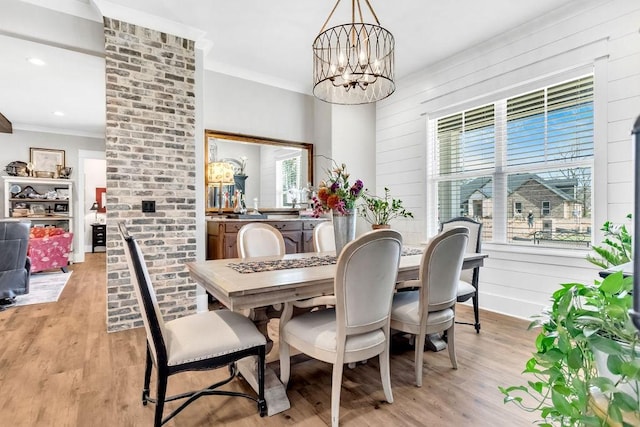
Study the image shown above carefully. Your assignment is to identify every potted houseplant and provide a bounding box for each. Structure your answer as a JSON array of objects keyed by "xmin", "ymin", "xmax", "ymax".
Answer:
[
  {"xmin": 358, "ymin": 187, "xmax": 413, "ymax": 229},
  {"xmin": 499, "ymin": 217, "xmax": 639, "ymax": 426}
]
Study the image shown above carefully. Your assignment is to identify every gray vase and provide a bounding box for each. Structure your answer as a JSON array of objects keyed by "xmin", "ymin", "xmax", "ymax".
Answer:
[{"xmin": 332, "ymin": 209, "xmax": 356, "ymax": 257}]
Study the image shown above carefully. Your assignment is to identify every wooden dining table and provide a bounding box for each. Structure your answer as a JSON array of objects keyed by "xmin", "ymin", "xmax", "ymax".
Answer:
[{"xmin": 186, "ymin": 250, "xmax": 487, "ymax": 415}]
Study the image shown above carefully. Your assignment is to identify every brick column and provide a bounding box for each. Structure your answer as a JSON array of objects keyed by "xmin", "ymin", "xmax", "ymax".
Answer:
[{"xmin": 103, "ymin": 18, "xmax": 197, "ymax": 331}]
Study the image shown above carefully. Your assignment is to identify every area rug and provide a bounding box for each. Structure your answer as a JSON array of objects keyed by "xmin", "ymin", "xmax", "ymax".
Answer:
[{"xmin": 14, "ymin": 271, "xmax": 72, "ymax": 306}]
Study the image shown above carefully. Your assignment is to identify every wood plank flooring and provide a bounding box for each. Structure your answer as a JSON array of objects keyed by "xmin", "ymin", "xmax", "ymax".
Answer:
[{"xmin": 0, "ymin": 253, "xmax": 541, "ymax": 426}]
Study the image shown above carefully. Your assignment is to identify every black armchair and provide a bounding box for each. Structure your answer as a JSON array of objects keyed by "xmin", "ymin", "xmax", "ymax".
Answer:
[{"xmin": 0, "ymin": 220, "xmax": 31, "ymax": 306}]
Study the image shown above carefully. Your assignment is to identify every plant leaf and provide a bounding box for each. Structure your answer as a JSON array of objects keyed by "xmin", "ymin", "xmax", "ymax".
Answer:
[
  {"xmin": 590, "ymin": 376, "xmax": 616, "ymax": 393},
  {"xmin": 612, "ymin": 392, "xmax": 639, "ymax": 413},
  {"xmin": 551, "ymin": 389, "xmax": 573, "ymax": 416},
  {"xmin": 607, "ymin": 354, "xmax": 624, "ymax": 375},
  {"xmin": 567, "ymin": 347, "xmax": 583, "ymax": 370}
]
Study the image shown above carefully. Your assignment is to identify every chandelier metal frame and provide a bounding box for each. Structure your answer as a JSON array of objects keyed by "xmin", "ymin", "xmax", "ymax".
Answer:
[{"xmin": 312, "ymin": 0, "xmax": 395, "ymax": 105}]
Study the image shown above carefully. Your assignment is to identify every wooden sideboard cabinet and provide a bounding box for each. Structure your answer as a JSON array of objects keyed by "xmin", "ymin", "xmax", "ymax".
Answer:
[{"xmin": 206, "ymin": 218, "xmax": 329, "ymax": 260}]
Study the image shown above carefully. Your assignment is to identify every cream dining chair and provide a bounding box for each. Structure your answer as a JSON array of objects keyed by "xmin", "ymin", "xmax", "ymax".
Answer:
[
  {"xmin": 390, "ymin": 226, "xmax": 469, "ymax": 387},
  {"xmin": 279, "ymin": 229, "xmax": 403, "ymax": 427},
  {"xmin": 237, "ymin": 223, "xmax": 286, "ymax": 258},
  {"xmin": 440, "ymin": 217, "xmax": 482, "ymax": 332},
  {"xmin": 313, "ymin": 221, "xmax": 335, "ymax": 253}
]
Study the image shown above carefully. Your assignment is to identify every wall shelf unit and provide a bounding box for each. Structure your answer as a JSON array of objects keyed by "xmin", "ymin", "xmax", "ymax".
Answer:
[{"xmin": 3, "ymin": 176, "xmax": 74, "ymax": 233}]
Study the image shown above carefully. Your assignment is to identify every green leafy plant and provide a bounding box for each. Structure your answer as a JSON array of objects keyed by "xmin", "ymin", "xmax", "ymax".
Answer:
[
  {"xmin": 358, "ymin": 187, "xmax": 413, "ymax": 226},
  {"xmin": 586, "ymin": 214, "xmax": 632, "ymax": 269},
  {"xmin": 500, "ymin": 216, "xmax": 639, "ymax": 425},
  {"xmin": 500, "ymin": 271, "xmax": 639, "ymax": 425}
]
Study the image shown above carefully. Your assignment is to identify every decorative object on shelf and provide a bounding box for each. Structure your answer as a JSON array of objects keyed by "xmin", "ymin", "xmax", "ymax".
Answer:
[
  {"xmin": 359, "ymin": 187, "xmax": 413, "ymax": 229},
  {"xmin": 55, "ymin": 187, "xmax": 70, "ymax": 200},
  {"xmin": 29, "ymin": 204, "xmax": 45, "ymax": 216},
  {"xmin": 5, "ymin": 161, "xmax": 28, "ymax": 177},
  {"xmin": 35, "ymin": 171, "xmax": 54, "ymax": 178},
  {"xmin": 234, "ymin": 174, "xmax": 248, "ymax": 196},
  {"xmin": 207, "ymin": 162, "xmax": 235, "ymax": 214},
  {"xmin": 11, "ymin": 208, "xmax": 28, "ymax": 217},
  {"xmin": 90, "ymin": 201, "xmax": 99, "ymax": 222},
  {"xmin": 29, "ymin": 147, "xmax": 65, "ymax": 177},
  {"xmin": 500, "ymin": 217, "xmax": 640, "ymax": 426},
  {"xmin": 9, "ymin": 184, "xmax": 21, "ymax": 197},
  {"xmin": 312, "ymin": 161, "xmax": 364, "ymax": 255},
  {"xmin": 54, "ymin": 203, "xmax": 68, "ymax": 213},
  {"xmin": 312, "ymin": 0, "xmax": 395, "ymax": 105},
  {"xmin": 15, "ymin": 186, "xmax": 39, "ymax": 199},
  {"xmin": 57, "ymin": 165, "xmax": 73, "ymax": 179}
]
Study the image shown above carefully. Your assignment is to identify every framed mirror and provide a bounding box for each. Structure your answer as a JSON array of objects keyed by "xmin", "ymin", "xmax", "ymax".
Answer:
[{"xmin": 205, "ymin": 130, "xmax": 314, "ymax": 214}]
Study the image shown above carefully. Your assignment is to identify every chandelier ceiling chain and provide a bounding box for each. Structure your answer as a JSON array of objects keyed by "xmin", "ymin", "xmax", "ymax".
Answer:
[{"xmin": 313, "ymin": 0, "xmax": 395, "ymax": 105}]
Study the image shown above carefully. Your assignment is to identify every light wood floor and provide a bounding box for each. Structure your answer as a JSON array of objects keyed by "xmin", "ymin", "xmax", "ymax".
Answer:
[{"xmin": 0, "ymin": 253, "xmax": 541, "ymax": 426}]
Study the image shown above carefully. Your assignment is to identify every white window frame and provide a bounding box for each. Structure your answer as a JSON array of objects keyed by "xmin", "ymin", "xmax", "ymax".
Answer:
[{"xmin": 426, "ymin": 73, "xmax": 596, "ymax": 248}]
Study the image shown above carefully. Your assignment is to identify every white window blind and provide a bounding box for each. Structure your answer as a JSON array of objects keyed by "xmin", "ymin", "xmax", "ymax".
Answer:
[
  {"xmin": 506, "ymin": 75, "xmax": 594, "ymax": 168},
  {"xmin": 428, "ymin": 75, "xmax": 594, "ymax": 247},
  {"xmin": 433, "ymin": 104, "xmax": 495, "ymax": 176}
]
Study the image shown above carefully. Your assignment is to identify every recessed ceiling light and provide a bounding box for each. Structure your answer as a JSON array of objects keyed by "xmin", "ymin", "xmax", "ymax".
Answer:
[
  {"xmin": 53, "ymin": 111, "xmax": 65, "ymax": 117},
  {"xmin": 27, "ymin": 57, "xmax": 46, "ymax": 66}
]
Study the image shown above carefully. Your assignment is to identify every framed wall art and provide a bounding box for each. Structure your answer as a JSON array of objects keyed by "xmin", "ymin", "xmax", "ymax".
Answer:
[
  {"xmin": 54, "ymin": 203, "xmax": 68, "ymax": 213},
  {"xmin": 55, "ymin": 187, "xmax": 70, "ymax": 200},
  {"xmin": 30, "ymin": 147, "xmax": 65, "ymax": 175},
  {"xmin": 96, "ymin": 187, "xmax": 106, "ymax": 213}
]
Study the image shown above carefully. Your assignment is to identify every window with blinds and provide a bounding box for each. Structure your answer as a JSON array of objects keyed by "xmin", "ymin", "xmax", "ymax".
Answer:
[{"xmin": 429, "ymin": 75, "xmax": 594, "ymax": 248}]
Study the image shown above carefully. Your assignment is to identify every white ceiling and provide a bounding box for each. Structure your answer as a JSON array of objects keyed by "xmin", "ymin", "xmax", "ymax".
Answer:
[{"xmin": 0, "ymin": 0, "xmax": 579, "ymax": 137}]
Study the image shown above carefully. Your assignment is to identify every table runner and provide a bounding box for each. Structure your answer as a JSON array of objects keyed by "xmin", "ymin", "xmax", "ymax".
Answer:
[{"xmin": 227, "ymin": 247, "xmax": 424, "ymax": 274}]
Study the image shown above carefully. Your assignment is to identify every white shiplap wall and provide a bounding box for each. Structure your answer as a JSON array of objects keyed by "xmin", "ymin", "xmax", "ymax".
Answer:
[{"xmin": 376, "ymin": 0, "xmax": 640, "ymax": 319}]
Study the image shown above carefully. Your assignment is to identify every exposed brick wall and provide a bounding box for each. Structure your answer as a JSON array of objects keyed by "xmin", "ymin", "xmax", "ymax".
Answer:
[{"xmin": 103, "ymin": 18, "xmax": 197, "ymax": 332}]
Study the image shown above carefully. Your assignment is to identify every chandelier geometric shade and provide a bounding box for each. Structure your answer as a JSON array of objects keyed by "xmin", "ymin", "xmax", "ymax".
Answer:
[{"xmin": 313, "ymin": 0, "xmax": 395, "ymax": 105}]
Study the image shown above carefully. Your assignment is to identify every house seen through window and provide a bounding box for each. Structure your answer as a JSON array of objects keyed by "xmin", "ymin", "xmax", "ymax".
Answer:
[{"xmin": 429, "ymin": 75, "xmax": 594, "ymax": 248}]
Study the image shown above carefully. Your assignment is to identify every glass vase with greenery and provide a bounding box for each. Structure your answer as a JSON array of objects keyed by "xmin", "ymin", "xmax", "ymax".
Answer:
[{"xmin": 358, "ymin": 187, "xmax": 413, "ymax": 227}]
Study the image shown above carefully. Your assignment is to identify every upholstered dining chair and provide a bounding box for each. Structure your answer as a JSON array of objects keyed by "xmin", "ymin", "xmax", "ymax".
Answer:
[
  {"xmin": 118, "ymin": 222, "xmax": 267, "ymax": 426},
  {"xmin": 237, "ymin": 223, "xmax": 286, "ymax": 258},
  {"xmin": 279, "ymin": 229, "xmax": 403, "ymax": 427},
  {"xmin": 440, "ymin": 217, "xmax": 482, "ymax": 333},
  {"xmin": 313, "ymin": 221, "xmax": 335, "ymax": 253},
  {"xmin": 390, "ymin": 227, "xmax": 469, "ymax": 387}
]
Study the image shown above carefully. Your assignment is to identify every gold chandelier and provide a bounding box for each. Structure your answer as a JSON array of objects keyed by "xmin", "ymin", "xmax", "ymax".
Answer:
[{"xmin": 313, "ymin": 0, "xmax": 395, "ymax": 105}]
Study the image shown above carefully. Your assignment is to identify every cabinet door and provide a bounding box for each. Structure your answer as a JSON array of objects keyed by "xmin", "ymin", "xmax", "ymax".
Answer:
[
  {"xmin": 281, "ymin": 231, "xmax": 302, "ymax": 254},
  {"xmin": 223, "ymin": 233, "xmax": 239, "ymax": 259},
  {"xmin": 302, "ymin": 230, "xmax": 314, "ymax": 253}
]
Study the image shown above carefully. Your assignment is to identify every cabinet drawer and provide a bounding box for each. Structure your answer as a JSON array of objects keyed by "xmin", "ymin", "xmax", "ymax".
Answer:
[
  {"xmin": 266, "ymin": 221, "xmax": 302, "ymax": 232},
  {"xmin": 224, "ymin": 223, "xmax": 245, "ymax": 233},
  {"xmin": 303, "ymin": 220, "xmax": 328, "ymax": 230}
]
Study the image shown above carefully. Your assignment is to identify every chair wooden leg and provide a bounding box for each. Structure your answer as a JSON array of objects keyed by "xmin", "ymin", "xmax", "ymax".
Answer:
[
  {"xmin": 472, "ymin": 292, "xmax": 480, "ymax": 333},
  {"xmin": 142, "ymin": 346, "xmax": 153, "ymax": 405},
  {"xmin": 414, "ymin": 333, "xmax": 426, "ymax": 387},
  {"xmin": 154, "ymin": 371, "xmax": 167, "ymax": 427},
  {"xmin": 257, "ymin": 348, "xmax": 267, "ymax": 416},
  {"xmin": 447, "ymin": 323, "xmax": 457, "ymax": 369},
  {"xmin": 379, "ymin": 345, "xmax": 393, "ymax": 403},
  {"xmin": 331, "ymin": 362, "xmax": 344, "ymax": 427}
]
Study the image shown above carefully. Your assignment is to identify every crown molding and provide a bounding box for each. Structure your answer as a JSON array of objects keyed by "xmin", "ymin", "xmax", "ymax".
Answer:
[
  {"xmin": 204, "ymin": 60, "xmax": 311, "ymax": 96},
  {"xmin": 91, "ymin": 0, "xmax": 207, "ymax": 43},
  {"xmin": 13, "ymin": 123, "xmax": 105, "ymax": 139},
  {"xmin": 19, "ymin": 0, "xmax": 102, "ymax": 22}
]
